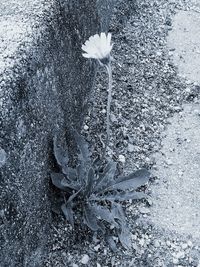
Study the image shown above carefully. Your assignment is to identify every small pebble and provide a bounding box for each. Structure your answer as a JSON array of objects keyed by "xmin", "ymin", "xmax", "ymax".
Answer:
[
  {"xmin": 154, "ymin": 240, "xmax": 160, "ymax": 248},
  {"xmin": 194, "ymin": 109, "xmax": 200, "ymax": 115},
  {"xmin": 0, "ymin": 148, "xmax": 6, "ymax": 167},
  {"xmin": 187, "ymin": 240, "xmax": 193, "ymax": 247},
  {"xmin": 80, "ymin": 255, "xmax": 90, "ymax": 265},
  {"xmin": 139, "ymin": 238, "xmax": 145, "ymax": 246},
  {"xmin": 181, "ymin": 243, "xmax": 188, "ymax": 250},
  {"xmin": 139, "ymin": 207, "xmax": 150, "ymax": 214},
  {"xmin": 128, "ymin": 143, "xmax": 134, "ymax": 152},
  {"xmin": 185, "ymin": 87, "xmax": 191, "ymax": 93},
  {"xmin": 175, "ymin": 251, "xmax": 185, "ymax": 259},
  {"xmin": 173, "ymin": 258, "xmax": 179, "ymax": 265},
  {"xmin": 165, "ymin": 158, "xmax": 173, "ymax": 165},
  {"xmin": 186, "ymin": 80, "xmax": 192, "ymax": 85},
  {"xmin": 83, "ymin": 125, "xmax": 89, "ymax": 131},
  {"xmin": 156, "ymin": 51, "xmax": 162, "ymax": 56},
  {"xmin": 131, "ymin": 234, "xmax": 137, "ymax": 240},
  {"xmin": 94, "ymin": 245, "xmax": 100, "ymax": 251},
  {"xmin": 119, "ymin": 154, "xmax": 125, "ymax": 163},
  {"xmin": 110, "ymin": 113, "xmax": 118, "ymax": 123}
]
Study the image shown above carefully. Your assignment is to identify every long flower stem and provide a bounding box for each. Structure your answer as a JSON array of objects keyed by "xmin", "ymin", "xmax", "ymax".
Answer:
[{"xmin": 102, "ymin": 62, "xmax": 112, "ymax": 160}]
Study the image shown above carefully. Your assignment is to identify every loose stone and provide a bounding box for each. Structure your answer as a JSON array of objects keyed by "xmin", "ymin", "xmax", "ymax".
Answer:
[{"xmin": 80, "ymin": 255, "xmax": 90, "ymax": 265}]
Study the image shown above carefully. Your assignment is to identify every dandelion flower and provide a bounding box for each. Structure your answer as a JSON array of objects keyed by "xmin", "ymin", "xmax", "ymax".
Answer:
[{"xmin": 82, "ymin": 32, "xmax": 113, "ymax": 65}]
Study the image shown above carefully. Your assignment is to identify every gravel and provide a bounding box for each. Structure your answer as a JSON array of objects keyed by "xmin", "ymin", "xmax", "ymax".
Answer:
[{"xmin": 45, "ymin": 0, "xmax": 200, "ymax": 266}]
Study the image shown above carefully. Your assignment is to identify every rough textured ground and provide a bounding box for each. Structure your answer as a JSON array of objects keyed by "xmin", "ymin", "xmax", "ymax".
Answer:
[
  {"xmin": 0, "ymin": 0, "xmax": 114, "ymax": 266},
  {"xmin": 150, "ymin": 6, "xmax": 200, "ymax": 243},
  {"xmin": 45, "ymin": 0, "xmax": 200, "ymax": 266},
  {"xmin": 167, "ymin": 10, "xmax": 200, "ymax": 83},
  {"xmin": 0, "ymin": 0, "xmax": 53, "ymax": 75},
  {"xmin": 150, "ymin": 103, "xmax": 200, "ymax": 239}
]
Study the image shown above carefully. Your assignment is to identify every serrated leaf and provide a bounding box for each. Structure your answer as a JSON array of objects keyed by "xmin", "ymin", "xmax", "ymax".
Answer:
[
  {"xmin": 105, "ymin": 168, "xmax": 150, "ymax": 191},
  {"xmin": 91, "ymin": 204, "xmax": 118, "ymax": 228},
  {"xmin": 118, "ymin": 227, "xmax": 132, "ymax": 250},
  {"xmin": 97, "ymin": 191, "xmax": 147, "ymax": 202},
  {"xmin": 51, "ymin": 172, "xmax": 74, "ymax": 191},
  {"xmin": 111, "ymin": 203, "xmax": 132, "ymax": 250},
  {"xmin": 61, "ymin": 203, "xmax": 74, "ymax": 227},
  {"xmin": 53, "ymin": 136, "xmax": 69, "ymax": 175},
  {"xmin": 94, "ymin": 161, "xmax": 117, "ymax": 192},
  {"xmin": 84, "ymin": 204, "xmax": 99, "ymax": 231},
  {"xmin": 111, "ymin": 202, "xmax": 127, "ymax": 238}
]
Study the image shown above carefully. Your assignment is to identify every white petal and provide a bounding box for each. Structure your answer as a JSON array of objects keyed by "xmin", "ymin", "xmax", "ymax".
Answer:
[
  {"xmin": 82, "ymin": 51, "xmax": 99, "ymax": 59},
  {"xmin": 107, "ymin": 33, "xmax": 112, "ymax": 46},
  {"xmin": 89, "ymin": 34, "xmax": 100, "ymax": 45},
  {"xmin": 82, "ymin": 40, "xmax": 99, "ymax": 56},
  {"xmin": 100, "ymin": 32, "xmax": 107, "ymax": 44},
  {"xmin": 88, "ymin": 45, "xmax": 100, "ymax": 56},
  {"xmin": 100, "ymin": 32, "xmax": 107, "ymax": 54},
  {"xmin": 89, "ymin": 34, "xmax": 98, "ymax": 41},
  {"xmin": 82, "ymin": 44, "xmax": 89, "ymax": 52},
  {"xmin": 107, "ymin": 42, "xmax": 113, "ymax": 54},
  {"xmin": 82, "ymin": 53, "xmax": 91, "ymax": 58}
]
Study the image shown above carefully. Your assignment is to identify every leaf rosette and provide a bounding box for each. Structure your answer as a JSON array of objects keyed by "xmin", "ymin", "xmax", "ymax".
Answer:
[{"xmin": 51, "ymin": 131, "xmax": 150, "ymax": 250}]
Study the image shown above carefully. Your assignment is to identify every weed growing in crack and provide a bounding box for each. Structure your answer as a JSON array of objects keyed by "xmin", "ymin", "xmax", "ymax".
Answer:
[
  {"xmin": 52, "ymin": 130, "xmax": 149, "ymax": 250},
  {"xmin": 51, "ymin": 32, "xmax": 150, "ymax": 250}
]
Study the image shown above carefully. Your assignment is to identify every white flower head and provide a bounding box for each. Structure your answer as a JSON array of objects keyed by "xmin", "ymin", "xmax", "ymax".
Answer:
[{"xmin": 82, "ymin": 32, "xmax": 113, "ymax": 65}]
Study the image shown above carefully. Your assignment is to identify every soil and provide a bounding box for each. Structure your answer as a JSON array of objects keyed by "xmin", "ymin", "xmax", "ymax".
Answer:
[{"xmin": 45, "ymin": 0, "xmax": 200, "ymax": 266}]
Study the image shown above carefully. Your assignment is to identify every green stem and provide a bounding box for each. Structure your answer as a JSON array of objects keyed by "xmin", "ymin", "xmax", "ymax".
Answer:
[{"xmin": 102, "ymin": 62, "xmax": 112, "ymax": 160}]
